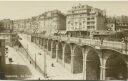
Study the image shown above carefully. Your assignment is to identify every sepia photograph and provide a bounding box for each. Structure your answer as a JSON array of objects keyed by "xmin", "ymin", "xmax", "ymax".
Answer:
[{"xmin": 0, "ymin": 0, "xmax": 128, "ymax": 80}]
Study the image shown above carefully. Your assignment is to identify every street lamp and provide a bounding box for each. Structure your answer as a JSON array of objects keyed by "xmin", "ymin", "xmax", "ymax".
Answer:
[
  {"xmin": 35, "ymin": 53, "xmax": 42, "ymax": 69},
  {"xmin": 27, "ymin": 44, "xmax": 29, "ymax": 58},
  {"xmin": 42, "ymin": 43, "xmax": 47, "ymax": 78},
  {"xmin": 99, "ymin": 36, "xmax": 104, "ymax": 80},
  {"xmin": 44, "ymin": 49, "xmax": 47, "ymax": 78},
  {"xmin": 122, "ymin": 37, "xmax": 128, "ymax": 54},
  {"xmin": 9, "ymin": 57, "xmax": 14, "ymax": 78}
]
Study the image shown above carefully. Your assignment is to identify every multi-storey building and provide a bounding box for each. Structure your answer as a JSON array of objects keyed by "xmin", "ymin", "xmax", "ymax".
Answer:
[
  {"xmin": 107, "ymin": 16, "xmax": 128, "ymax": 31},
  {"xmin": 66, "ymin": 4, "xmax": 106, "ymax": 37},
  {"xmin": 13, "ymin": 19, "xmax": 26, "ymax": 33},
  {"xmin": 0, "ymin": 19, "xmax": 13, "ymax": 33},
  {"xmin": 13, "ymin": 10, "xmax": 66, "ymax": 36},
  {"xmin": 29, "ymin": 16, "xmax": 39, "ymax": 34},
  {"xmin": 38, "ymin": 10, "xmax": 66, "ymax": 35}
]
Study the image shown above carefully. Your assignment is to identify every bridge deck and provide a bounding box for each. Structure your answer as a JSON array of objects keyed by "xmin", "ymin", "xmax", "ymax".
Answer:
[{"xmin": 32, "ymin": 34, "xmax": 128, "ymax": 55}]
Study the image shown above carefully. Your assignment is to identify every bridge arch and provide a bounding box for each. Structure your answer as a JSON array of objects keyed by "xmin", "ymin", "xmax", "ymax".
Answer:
[
  {"xmin": 105, "ymin": 53, "xmax": 127, "ymax": 80},
  {"xmin": 86, "ymin": 49, "xmax": 101, "ymax": 80},
  {"xmin": 51, "ymin": 40, "xmax": 58, "ymax": 58},
  {"xmin": 82, "ymin": 46, "xmax": 101, "ymax": 80},
  {"xmin": 45, "ymin": 39, "xmax": 48, "ymax": 48},
  {"xmin": 64, "ymin": 43, "xmax": 72, "ymax": 70},
  {"xmin": 73, "ymin": 45, "xmax": 83, "ymax": 74},
  {"xmin": 57, "ymin": 42, "xmax": 63, "ymax": 61},
  {"xmin": 48, "ymin": 39, "xmax": 52, "ymax": 51},
  {"xmin": 41, "ymin": 38, "xmax": 44, "ymax": 46}
]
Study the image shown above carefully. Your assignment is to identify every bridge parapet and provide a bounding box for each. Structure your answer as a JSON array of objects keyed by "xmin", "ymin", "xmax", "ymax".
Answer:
[{"xmin": 34, "ymin": 34, "xmax": 128, "ymax": 55}]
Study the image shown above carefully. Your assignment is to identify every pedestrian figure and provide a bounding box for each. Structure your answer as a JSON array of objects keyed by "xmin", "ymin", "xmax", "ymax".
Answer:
[
  {"xmin": 51, "ymin": 63, "xmax": 54, "ymax": 67},
  {"xmin": 30, "ymin": 61, "xmax": 31, "ymax": 64},
  {"xmin": 38, "ymin": 77, "xmax": 40, "ymax": 80}
]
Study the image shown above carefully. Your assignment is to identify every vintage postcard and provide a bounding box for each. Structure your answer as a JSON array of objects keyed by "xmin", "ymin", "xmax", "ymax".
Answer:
[{"xmin": 0, "ymin": 0, "xmax": 127, "ymax": 80}]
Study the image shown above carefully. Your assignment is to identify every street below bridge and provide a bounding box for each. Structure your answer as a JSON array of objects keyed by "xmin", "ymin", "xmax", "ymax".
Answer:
[
  {"xmin": 4, "ymin": 46, "xmax": 43, "ymax": 80},
  {"xmin": 18, "ymin": 34, "xmax": 84, "ymax": 80}
]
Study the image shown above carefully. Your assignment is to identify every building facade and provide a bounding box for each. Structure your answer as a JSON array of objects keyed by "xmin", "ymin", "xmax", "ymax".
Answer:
[
  {"xmin": 107, "ymin": 16, "xmax": 128, "ymax": 31},
  {"xmin": 0, "ymin": 19, "xmax": 13, "ymax": 33},
  {"xmin": 38, "ymin": 10, "xmax": 66, "ymax": 35},
  {"xmin": 13, "ymin": 19, "xmax": 25, "ymax": 33},
  {"xmin": 66, "ymin": 4, "xmax": 106, "ymax": 37},
  {"xmin": 13, "ymin": 10, "xmax": 66, "ymax": 36}
]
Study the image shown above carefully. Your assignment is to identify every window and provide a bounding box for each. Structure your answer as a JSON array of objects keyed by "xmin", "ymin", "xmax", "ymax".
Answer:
[
  {"xmin": 111, "ymin": 25, "xmax": 113, "ymax": 27},
  {"xmin": 68, "ymin": 21, "xmax": 71, "ymax": 24},
  {"xmin": 0, "ymin": 42, "xmax": 1, "ymax": 46},
  {"xmin": 91, "ymin": 17, "xmax": 94, "ymax": 20},
  {"xmin": 91, "ymin": 21, "xmax": 95, "ymax": 24},
  {"xmin": 87, "ymin": 26, "xmax": 90, "ymax": 29},
  {"xmin": 79, "ymin": 23, "xmax": 82, "ymax": 25},
  {"xmin": 83, "ymin": 21, "xmax": 86, "ymax": 24},
  {"xmin": 91, "ymin": 26, "xmax": 95, "ymax": 29},
  {"xmin": 71, "ymin": 23, "xmax": 73, "ymax": 26},
  {"xmin": 87, "ymin": 18, "xmax": 90, "ymax": 20},
  {"xmin": 75, "ymin": 22, "xmax": 78, "ymax": 25},
  {"xmin": 87, "ymin": 22, "xmax": 90, "ymax": 25}
]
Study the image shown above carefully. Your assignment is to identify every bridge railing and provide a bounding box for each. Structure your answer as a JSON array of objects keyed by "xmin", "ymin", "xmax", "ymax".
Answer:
[
  {"xmin": 34, "ymin": 34, "xmax": 128, "ymax": 53},
  {"xmin": 103, "ymin": 40, "xmax": 125, "ymax": 50},
  {"xmin": 60, "ymin": 36, "xmax": 126, "ymax": 51}
]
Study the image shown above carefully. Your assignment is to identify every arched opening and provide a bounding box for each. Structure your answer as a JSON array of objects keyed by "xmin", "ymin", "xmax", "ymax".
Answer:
[
  {"xmin": 57, "ymin": 43, "xmax": 63, "ymax": 61},
  {"xmin": 105, "ymin": 54, "xmax": 127, "ymax": 80},
  {"xmin": 48, "ymin": 40, "xmax": 52, "ymax": 51},
  {"xmin": 31, "ymin": 36, "xmax": 34, "ymax": 42},
  {"xmin": 73, "ymin": 46, "xmax": 83, "ymax": 74},
  {"xmin": 52, "ymin": 41, "xmax": 57, "ymax": 58},
  {"xmin": 37, "ymin": 37, "xmax": 40, "ymax": 45},
  {"xmin": 39, "ymin": 37, "xmax": 42, "ymax": 45},
  {"xmin": 64, "ymin": 44, "xmax": 71, "ymax": 68},
  {"xmin": 86, "ymin": 50, "xmax": 101, "ymax": 80},
  {"xmin": 35, "ymin": 37, "xmax": 38, "ymax": 44},
  {"xmin": 42, "ymin": 38, "xmax": 44, "ymax": 46},
  {"xmin": 44, "ymin": 39, "xmax": 48, "ymax": 49}
]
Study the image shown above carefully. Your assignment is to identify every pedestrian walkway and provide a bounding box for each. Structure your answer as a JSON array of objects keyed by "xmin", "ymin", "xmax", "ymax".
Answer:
[
  {"xmin": 18, "ymin": 34, "xmax": 83, "ymax": 80},
  {"xmin": 5, "ymin": 46, "xmax": 44, "ymax": 80}
]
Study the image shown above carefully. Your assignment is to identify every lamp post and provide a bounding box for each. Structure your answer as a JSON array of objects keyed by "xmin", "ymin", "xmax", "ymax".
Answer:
[
  {"xmin": 123, "ymin": 37, "xmax": 128, "ymax": 55},
  {"xmin": 35, "ymin": 53, "xmax": 37, "ymax": 69},
  {"xmin": 99, "ymin": 36, "xmax": 104, "ymax": 80},
  {"xmin": 27, "ymin": 44, "xmax": 29, "ymax": 58},
  {"xmin": 44, "ymin": 49, "xmax": 47, "ymax": 78},
  {"xmin": 9, "ymin": 58, "xmax": 14, "ymax": 78},
  {"xmin": 43, "ymin": 43, "xmax": 47, "ymax": 78},
  {"xmin": 35, "ymin": 53, "xmax": 42, "ymax": 69}
]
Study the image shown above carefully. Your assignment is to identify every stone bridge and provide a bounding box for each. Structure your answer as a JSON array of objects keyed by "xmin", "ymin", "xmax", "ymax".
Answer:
[{"xmin": 31, "ymin": 34, "xmax": 128, "ymax": 80}]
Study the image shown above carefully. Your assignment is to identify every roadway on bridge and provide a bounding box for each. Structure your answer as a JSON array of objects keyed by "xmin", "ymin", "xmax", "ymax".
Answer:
[{"xmin": 18, "ymin": 34, "xmax": 83, "ymax": 80}]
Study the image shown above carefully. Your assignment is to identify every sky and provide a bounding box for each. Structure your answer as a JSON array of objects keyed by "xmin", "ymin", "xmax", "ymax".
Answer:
[{"xmin": 0, "ymin": 1, "xmax": 128, "ymax": 20}]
